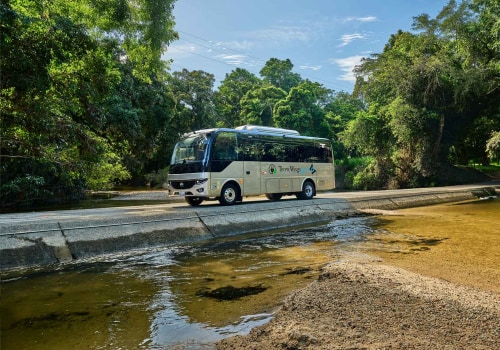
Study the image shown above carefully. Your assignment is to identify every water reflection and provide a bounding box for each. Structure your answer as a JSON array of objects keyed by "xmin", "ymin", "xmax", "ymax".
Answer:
[
  {"xmin": 6, "ymin": 196, "xmax": 495, "ymax": 350},
  {"xmin": 0, "ymin": 266, "xmax": 156, "ymax": 349},
  {"xmin": 1, "ymin": 216, "xmax": 376, "ymax": 349}
]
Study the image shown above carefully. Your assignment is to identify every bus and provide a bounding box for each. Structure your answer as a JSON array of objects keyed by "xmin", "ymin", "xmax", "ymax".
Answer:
[{"xmin": 167, "ymin": 125, "xmax": 335, "ymax": 206}]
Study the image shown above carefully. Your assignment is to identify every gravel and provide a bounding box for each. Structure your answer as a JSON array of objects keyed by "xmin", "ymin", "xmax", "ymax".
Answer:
[{"xmin": 216, "ymin": 258, "xmax": 500, "ymax": 349}]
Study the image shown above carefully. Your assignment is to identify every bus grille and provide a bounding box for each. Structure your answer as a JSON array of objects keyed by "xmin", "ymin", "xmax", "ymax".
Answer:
[{"xmin": 170, "ymin": 180, "xmax": 195, "ymax": 189}]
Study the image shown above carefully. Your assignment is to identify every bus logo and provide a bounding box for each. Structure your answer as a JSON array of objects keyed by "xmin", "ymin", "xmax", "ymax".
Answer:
[{"xmin": 269, "ymin": 164, "xmax": 277, "ymax": 174}]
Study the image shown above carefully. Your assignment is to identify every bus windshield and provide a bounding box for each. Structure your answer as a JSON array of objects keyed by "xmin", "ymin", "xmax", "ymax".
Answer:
[{"xmin": 170, "ymin": 133, "xmax": 209, "ymax": 165}]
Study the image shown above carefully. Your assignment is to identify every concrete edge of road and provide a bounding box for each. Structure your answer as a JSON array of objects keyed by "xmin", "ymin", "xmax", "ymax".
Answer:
[{"xmin": 1, "ymin": 185, "xmax": 498, "ymax": 272}]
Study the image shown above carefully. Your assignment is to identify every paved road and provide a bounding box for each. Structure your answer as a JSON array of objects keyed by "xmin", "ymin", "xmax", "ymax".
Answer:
[
  {"xmin": 1, "ymin": 182, "xmax": 498, "ymax": 271},
  {"xmin": 1, "ymin": 182, "xmax": 497, "ymax": 224}
]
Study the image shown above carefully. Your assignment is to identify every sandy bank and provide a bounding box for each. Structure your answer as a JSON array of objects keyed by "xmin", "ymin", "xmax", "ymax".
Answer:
[
  {"xmin": 216, "ymin": 258, "xmax": 499, "ymax": 349},
  {"xmin": 216, "ymin": 198, "xmax": 500, "ymax": 349}
]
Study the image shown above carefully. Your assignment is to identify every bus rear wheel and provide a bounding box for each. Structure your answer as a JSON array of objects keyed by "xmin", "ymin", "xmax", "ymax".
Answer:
[
  {"xmin": 219, "ymin": 183, "xmax": 240, "ymax": 205},
  {"xmin": 185, "ymin": 196, "xmax": 204, "ymax": 206},
  {"xmin": 265, "ymin": 193, "xmax": 282, "ymax": 201},
  {"xmin": 296, "ymin": 181, "xmax": 315, "ymax": 200}
]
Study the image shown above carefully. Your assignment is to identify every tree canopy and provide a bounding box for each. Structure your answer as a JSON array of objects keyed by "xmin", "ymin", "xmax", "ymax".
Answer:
[
  {"xmin": 1, "ymin": 0, "xmax": 498, "ymax": 209},
  {"xmin": 346, "ymin": 0, "xmax": 500, "ymax": 188}
]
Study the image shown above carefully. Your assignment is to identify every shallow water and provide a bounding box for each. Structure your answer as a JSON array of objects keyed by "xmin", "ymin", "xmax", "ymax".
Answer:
[
  {"xmin": 0, "ymin": 217, "xmax": 373, "ymax": 349},
  {"xmin": 1, "ymin": 198, "xmax": 498, "ymax": 349},
  {"xmin": 360, "ymin": 197, "xmax": 500, "ymax": 293}
]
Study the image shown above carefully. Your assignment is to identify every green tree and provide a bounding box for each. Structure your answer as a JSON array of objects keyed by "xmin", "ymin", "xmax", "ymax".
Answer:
[
  {"xmin": 214, "ymin": 68, "xmax": 261, "ymax": 127},
  {"xmin": 273, "ymin": 81, "xmax": 332, "ymax": 137},
  {"xmin": 385, "ymin": 98, "xmax": 442, "ymax": 186},
  {"xmin": 259, "ymin": 58, "xmax": 302, "ymax": 92},
  {"xmin": 239, "ymin": 86, "xmax": 287, "ymax": 126},
  {"xmin": 339, "ymin": 109, "xmax": 394, "ymax": 189},
  {"xmin": 169, "ymin": 69, "xmax": 216, "ymax": 131},
  {"xmin": 104, "ymin": 63, "xmax": 177, "ymax": 177},
  {"xmin": 323, "ymin": 91, "xmax": 366, "ymax": 159},
  {"xmin": 0, "ymin": 0, "xmax": 178, "ymax": 207},
  {"xmin": 486, "ymin": 131, "xmax": 500, "ymax": 163},
  {"xmin": 351, "ymin": 0, "xmax": 500, "ymax": 186}
]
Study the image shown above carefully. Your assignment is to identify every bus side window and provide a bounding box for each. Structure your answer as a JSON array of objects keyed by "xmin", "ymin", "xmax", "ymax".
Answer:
[
  {"xmin": 316, "ymin": 143, "xmax": 333, "ymax": 163},
  {"xmin": 262, "ymin": 143, "xmax": 275, "ymax": 162},
  {"xmin": 239, "ymin": 136, "xmax": 260, "ymax": 161},
  {"xmin": 213, "ymin": 132, "xmax": 238, "ymax": 161},
  {"xmin": 284, "ymin": 143, "xmax": 298, "ymax": 162},
  {"xmin": 298, "ymin": 144, "xmax": 313, "ymax": 162}
]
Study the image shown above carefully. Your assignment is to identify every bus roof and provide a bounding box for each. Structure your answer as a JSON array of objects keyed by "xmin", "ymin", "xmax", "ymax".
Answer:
[
  {"xmin": 235, "ymin": 125, "xmax": 299, "ymax": 136},
  {"xmin": 182, "ymin": 125, "xmax": 330, "ymax": 142}
]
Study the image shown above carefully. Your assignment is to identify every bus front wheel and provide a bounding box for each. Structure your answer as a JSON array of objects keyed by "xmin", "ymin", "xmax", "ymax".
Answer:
[
  {"xmin": 185, "ymin": 196, "xmax": 204, "ymax": 206},
  {"xmin": 219, "ymin": 183, "xmax": 240, "ymax": 205},
  {"xmin": 297, "ymin": 181, "xmax": 315, "ymax": 200}
]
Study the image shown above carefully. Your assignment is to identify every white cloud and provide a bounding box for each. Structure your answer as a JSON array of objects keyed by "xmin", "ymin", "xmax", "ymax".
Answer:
[
  {"xmin": 344, "ymin": 16, "xmax": 377, "ymax": 23},
  {"xmin": 331, "ymin": 55, "xmax": 365, "ymax": 82},
  {"xmin": 338, "ymin": 33, "xmax": 366, "ymax": 47},
  {"xmin": 168, "ymin": 43, "xmax": 197, "ymax": 55},
  {"xmin": 165, "ymin": 43, "xmax": 200, "ymax": 61},
  {"xmin": 251, "ymin": 25, "xmax": 315, "ymax": 44},
  {"xmin": 299, "ymin": 65, "xmax": 322, "ymax": 71},
  {"xmin": 221, "ymin": 40, "xmax": 256, "ymax": 51},
  {"xmin": 216, "ymin": 54, "xmax": 248, "ymax": 66}
]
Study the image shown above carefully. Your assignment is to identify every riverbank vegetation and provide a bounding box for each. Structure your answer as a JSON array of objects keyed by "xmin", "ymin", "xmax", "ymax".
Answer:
[{"xmin": 1, "ymin": 0, "xmax": 499, "ymax": 210}]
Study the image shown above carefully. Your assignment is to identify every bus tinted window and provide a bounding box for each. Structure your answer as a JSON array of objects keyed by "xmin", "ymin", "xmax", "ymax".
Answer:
[
  {"xmin": 212, "ymin": 132, "xmax": 239, "ymax": 161},
  {"xmin": 239, "ymin": 135, "xmax": 260, "ymax": 161},
  {"xmin": 235, "ymin": 135, "xmax": 333, "ymax": 163}
]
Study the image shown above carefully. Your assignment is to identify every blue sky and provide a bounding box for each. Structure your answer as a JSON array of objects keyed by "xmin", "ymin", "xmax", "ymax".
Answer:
[{"xmin": 166, "ymin": 0, "xmax": 451, "ymax": 92}]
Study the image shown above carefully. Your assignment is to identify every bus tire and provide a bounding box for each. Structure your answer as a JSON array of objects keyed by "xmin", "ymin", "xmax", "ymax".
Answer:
[
  {"xmin": 265, "ymin": 193, "xmax": 282, "ymax": 201},
  {"xmin": 219, "ymin": 182, "xmax": 239, "ymax": 205},
  {"xmin": 185, "ymin": 196, "xmax": 204, "ymax": 206},
  {"xmin": 297, "ymin": 180, "xmax": 315, "ymax": 200}
]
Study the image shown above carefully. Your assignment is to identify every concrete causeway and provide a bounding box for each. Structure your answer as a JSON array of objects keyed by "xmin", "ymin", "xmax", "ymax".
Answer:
[{"xmin": 1, "ymin": 183, "xmax": 498, "ymax": 271}]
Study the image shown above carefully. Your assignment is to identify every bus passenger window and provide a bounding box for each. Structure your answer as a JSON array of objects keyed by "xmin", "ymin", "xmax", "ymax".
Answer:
[{"xmin": 213, "ymin": 132, "xmax": 239, "ymax": 161}]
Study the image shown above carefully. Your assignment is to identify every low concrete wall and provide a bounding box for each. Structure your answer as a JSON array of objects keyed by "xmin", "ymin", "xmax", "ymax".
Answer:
[
  {"xmin": 1, "ymin": 185, "xmax": 497, "ymax": 271},
  {"xmin": 349, "ymin": 191, "xmax": 479, "ymax": 210}
]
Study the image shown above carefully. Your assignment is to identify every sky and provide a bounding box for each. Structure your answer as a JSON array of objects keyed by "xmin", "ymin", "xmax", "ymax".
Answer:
[{"xmin": 166, "ymin": 0, "xmax": 451, "ymax": 93}]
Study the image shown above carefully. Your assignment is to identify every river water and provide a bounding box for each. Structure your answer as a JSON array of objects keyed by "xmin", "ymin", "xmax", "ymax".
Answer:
[{"xmin": 1, "ymin": 198, "xmax": 498, "ymax": 349}]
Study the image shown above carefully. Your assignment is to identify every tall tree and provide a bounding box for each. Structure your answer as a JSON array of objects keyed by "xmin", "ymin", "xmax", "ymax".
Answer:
[
  {"xmin": 239, "ymin": 86, "xmax": 287, "ymax": 126},
  {"xmin": 323, "ymin": 91, "xmax": 366, "ymax": 159},
  {"xmin": 351, "ymin": 0, "xmax": 500, "ymax": 187},
  {"xmin": 0, "ymin": 0, "xmax": 178, "ymax": 207},
  {"xmin": 214, "ymin": 68, "xmax": 261, "ymax": 127},
  {"xmin": 169, "ymin": 69, "xmax": 216, "ymax": 131},
  {"xmin": 273, "ymin": 81, "xmax": 332, "ymax": 137},
  {"xmin": 259, "ymin": 58, "xmax": 302, "ymax": 92}
]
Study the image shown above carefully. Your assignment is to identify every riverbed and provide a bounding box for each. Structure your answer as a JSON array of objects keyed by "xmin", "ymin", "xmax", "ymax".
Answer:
[
  {"xmin": 1, "ymin": 198, "xmax": 499, "ymax": 349},
  {"xmin": 218, "ymin": 198, "xmax": 500, "ymax": 349}
]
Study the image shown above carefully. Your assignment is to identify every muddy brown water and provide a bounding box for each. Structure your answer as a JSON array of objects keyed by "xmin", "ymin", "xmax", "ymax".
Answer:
[{"xmin": 1, "ymin": 198, "xmax": 498, "ymax": 349}]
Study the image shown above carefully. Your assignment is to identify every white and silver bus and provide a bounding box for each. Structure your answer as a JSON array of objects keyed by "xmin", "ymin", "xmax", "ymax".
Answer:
[{"xmin": 167, "ymin": 125, "xmax": 335, "ymax": 206}]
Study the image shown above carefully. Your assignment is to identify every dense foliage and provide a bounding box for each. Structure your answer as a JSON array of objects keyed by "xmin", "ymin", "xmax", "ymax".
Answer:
[
  {"xmin": 1, "ymin": 0, "xmax": 498, "ymax": 209},
  {"xmin": 344, "ymin": 0, "xmax": 500, "ymax": 188}
]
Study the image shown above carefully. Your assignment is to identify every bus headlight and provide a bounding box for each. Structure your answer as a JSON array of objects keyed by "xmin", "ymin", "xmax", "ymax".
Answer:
[{"xmin": 195, "ymin": 178, "xmax": 208, "ymax": 185}]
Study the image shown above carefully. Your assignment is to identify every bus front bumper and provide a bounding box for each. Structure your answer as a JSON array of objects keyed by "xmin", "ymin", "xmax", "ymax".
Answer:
[{"xmin": 167, "ymin": 178, "xmax": 209, "ymax": 197}]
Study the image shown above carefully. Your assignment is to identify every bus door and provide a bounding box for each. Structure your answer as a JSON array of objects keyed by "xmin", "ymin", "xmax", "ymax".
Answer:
[
  {"xmin": 211, "ymin": 132, "xmax": 243, "ymax": 193},
  {"xmin": 239, "ymin": 135, "xmax": 261, "ymax": 196}
]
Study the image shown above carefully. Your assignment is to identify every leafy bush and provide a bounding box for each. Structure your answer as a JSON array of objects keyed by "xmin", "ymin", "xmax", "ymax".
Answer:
[
  {"xmin": 144, "ymin": 167, "xmax": 170, "ymax": 188},
  {"xmin": 336, "ymin": 157, "xmax": 379, "ymax": 190},
  {"xmin": 0, "ymin": 175, "xmax": 51, "ymax": 208},
  {"xmin": 486, "ymin": 131, "xmax": 500, "ymax": 163},
  {"xmin": 84, "ymin": 151, "xmax": 131, "ymax": 190},
  {"xmin": 351, "ymin": 160, "xmax": 388, "ymax": 190}
]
